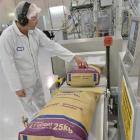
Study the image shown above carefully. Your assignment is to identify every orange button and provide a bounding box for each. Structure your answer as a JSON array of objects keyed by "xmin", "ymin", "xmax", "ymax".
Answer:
[{"xmin": 104, "ymin": 36, "xmax": 113, "ymax": 46}]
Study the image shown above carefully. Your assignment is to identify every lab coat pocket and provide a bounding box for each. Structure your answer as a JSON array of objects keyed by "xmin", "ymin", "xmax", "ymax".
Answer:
[{"xmin": 15, "ymin": 46, "xmax": 26, "ymax": 59}]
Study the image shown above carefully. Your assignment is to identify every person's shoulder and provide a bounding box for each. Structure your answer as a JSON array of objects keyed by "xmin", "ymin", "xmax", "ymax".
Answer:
[
  {"xmin": 0, "ymin": 25, "xmax": 15, "ymax": 43},
  {"xmin": 1, "ymin": 25, "xmax": 14, "ymax": 38},
  {"xmin": 33, "ymin": 28, "xmax": 43, "ymax": 34}
]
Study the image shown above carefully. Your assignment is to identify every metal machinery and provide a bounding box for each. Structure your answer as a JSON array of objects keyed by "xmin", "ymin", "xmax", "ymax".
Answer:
[
  {"xmin": 118, "ymin": 17, "xmax": 140, "ymax": 140},
  {"xmin": 68, "ymin": 0, "xmax": 115, "ymax": 38},
  {"xmin": 123, "ymin": 17, "xmax": 140, "ymax": 75},
  {"xmin": 96, "ymin": 9, "xmax": 113, "ymax": 36},
  {"xmin": 51, "ymin": 36, "xmax": 123, "ymax": 140},
  {"xmin": 121, "ymin": 10, "xmax": 132, "ymax": 38},
  {"xmin": 36, "ymin": 0, "xmax": 116, "ymax": 40},
  {"xmin": 119, "ymin": 53, "xmax": 140, "ymax": 140},
  {"xmin": 121, "ymin": 0, "xmax": 140, "ymax": 39},
  {"xmin": 68, "ymin": 0, "xmax": 94, "ymax": 39},
  {"xmin": 57, "ymin": 37, "xmax": 122, "ymax": 86},
  {"xmin": 95, "ymin": 0, "xmax": 115, "ymax": 37}
]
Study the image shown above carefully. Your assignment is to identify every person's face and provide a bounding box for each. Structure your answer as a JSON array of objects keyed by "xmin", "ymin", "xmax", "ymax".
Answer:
[{"xmin": 27, "ymin": 15, "xmax": 38, "ymax": 30}]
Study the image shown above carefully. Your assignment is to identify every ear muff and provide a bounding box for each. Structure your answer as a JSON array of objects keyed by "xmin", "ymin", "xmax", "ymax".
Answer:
[{"xmin": 18, "ymin": 2, "xmax": 31, "ymax": 26}]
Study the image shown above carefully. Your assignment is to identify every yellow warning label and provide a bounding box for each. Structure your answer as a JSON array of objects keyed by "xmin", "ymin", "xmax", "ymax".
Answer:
[{"xmin": 121, "ymin": 77, "xmax": 133, "ymax": 140}]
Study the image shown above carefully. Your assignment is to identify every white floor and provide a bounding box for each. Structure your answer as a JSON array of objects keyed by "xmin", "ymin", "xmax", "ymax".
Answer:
[{"xmin": 0, "ymin": 48, "xmax": 55, "ymax": 140}]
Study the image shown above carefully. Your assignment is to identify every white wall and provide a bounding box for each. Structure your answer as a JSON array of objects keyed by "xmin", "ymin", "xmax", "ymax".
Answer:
[{"xmin": 0, "ymin": 0, "xmax": 16, "ymax": 30}]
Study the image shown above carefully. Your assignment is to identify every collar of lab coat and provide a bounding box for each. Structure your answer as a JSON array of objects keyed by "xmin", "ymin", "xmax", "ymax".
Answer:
[{"xmin": 12, "ymin": 21, "xmax": 34, "ymax": 36}]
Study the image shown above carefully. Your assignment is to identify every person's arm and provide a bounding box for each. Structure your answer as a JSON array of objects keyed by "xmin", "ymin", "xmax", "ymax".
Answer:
[
  {"xmin": 0, "ymin": 36, "xmax": 25, "ymax": 97},
  {"xmin": 37, "ymin": 29, "xmax": 88, "ymax": 67}
]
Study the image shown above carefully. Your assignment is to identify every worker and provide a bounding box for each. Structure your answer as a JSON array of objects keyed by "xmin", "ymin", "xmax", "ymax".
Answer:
[{"xmin": 0, "ymin": 1, "xmax": 87, "ymax": 119}]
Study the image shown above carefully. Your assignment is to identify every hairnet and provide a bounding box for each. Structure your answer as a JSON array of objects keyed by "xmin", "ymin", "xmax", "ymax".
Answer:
[{"xmin": 15, "ymin": 1, "xmax": 41, "ymax": 20}]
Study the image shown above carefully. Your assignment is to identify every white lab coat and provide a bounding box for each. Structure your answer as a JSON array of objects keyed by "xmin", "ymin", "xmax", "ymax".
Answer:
[{"xmin": 0, "ymin": 21, "xmax": 75, "ymax": 118}]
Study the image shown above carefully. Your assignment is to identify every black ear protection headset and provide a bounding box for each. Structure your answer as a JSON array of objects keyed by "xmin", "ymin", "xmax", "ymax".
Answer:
[{"xmin": 18, "ymin": 2, "xmax": 31, "ymax": 26}]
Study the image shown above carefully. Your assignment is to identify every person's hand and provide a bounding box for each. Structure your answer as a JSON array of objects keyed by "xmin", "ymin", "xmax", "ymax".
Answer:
[
  {"xmin": 74, "ymin": 55, "xmax": 88, "ymax": 68},
  {"xmin": 16, "ymin": 89, "xmax": 26, "ymax": 97}
]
